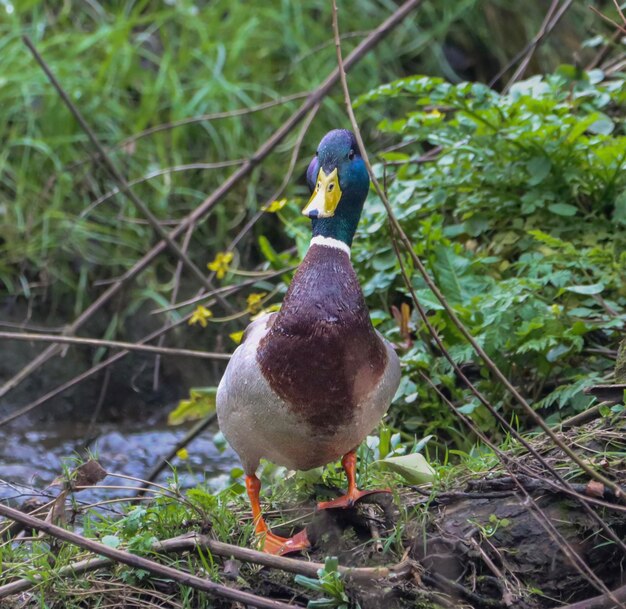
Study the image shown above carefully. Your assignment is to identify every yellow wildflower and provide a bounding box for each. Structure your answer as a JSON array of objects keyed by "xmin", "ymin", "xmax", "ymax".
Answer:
[
  {"xmin": 176, "ymin": 448, "xmax": 189, "ymax": 461},
  {"xmin": 265, "ymin": 198, "xmax": 287, "ymax": 213},
  {"xmin": 207, "ymin": 251, "xmax": 234, "ymax": 280},
  {"xmin": 188, "ymin": 305, "xmax": 213, "ymax": 327},
  {"xmin": 246, "ymin": 292, "xmax": 267, "ymax": 314},
  {"xmin": 229, "ymin": 331, "xmax": 245, "ymax": 345}
]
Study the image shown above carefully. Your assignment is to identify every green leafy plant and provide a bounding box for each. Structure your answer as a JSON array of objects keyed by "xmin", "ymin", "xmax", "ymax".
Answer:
[{"xmin": 294, "ymin": 556, "xmax": 353, "ymax": 609}]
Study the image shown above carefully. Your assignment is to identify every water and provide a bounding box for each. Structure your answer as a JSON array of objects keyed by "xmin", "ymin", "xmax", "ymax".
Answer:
[{"xmin": 0, "ymin": 420, "xmax": 240, "ymax": 507}]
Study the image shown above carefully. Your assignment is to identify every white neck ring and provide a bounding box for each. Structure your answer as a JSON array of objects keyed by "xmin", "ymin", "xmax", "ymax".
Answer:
[{"xmin": 309, "ymin": 235, "xmax": 351, "ymax": 257}]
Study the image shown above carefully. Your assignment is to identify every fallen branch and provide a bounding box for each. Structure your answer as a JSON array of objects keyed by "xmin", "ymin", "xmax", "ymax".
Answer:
[
  {"xmin": 558, "ymin": 583, "xmax": 626, "ymax": 609},
  {"xmin": 0, "ymin": 503, "xmax": 300, "ymax": 609},
  {"xmin": 0, "ymin": 512, "xmax": 415, "ymax": 600}
]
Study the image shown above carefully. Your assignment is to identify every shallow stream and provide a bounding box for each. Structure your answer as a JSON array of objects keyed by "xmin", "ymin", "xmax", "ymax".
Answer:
[{"xmin": 0, "ymin": 419, "xmax": 239, "ymax": 506}]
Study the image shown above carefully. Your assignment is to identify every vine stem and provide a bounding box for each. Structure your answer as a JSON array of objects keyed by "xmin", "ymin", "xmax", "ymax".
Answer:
[{"xmin": 329, "ymin": 0, "xmax": 624, "ymax": 504}]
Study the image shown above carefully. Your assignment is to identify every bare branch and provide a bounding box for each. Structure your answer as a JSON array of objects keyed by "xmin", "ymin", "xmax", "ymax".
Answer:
[{"xmin": 0, "ymin": 331, "xmax": 230, "ymax": 360}]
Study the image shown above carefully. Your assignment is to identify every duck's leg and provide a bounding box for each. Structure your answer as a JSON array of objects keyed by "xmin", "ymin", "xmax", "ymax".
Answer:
[
  {"xmin": 317, "ymin": 449, "xmax": 389, "ymax": 510},
  {"xmin": 245, "ymin": 474, "xmax": 310, "ymax": 556}
]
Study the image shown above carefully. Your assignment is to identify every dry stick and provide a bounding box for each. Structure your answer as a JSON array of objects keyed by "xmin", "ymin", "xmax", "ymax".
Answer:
[
  {"xmin": 331, "ymin": 0, "xmax": 626, "ymax": 590},
  {"xmin": 0, "ymin": 530, "xmax": 413, "ymax": 600},
  {"xmin": 489, "ymin": 0, "xmax": 569, "ymax": 91},
  {"xmin": 613, "ymin": 0, "xmax": 626, "ymax": 26},
  {"xmin": 161, "ymin": 534, "xmax": 414, "ymax": 583},
  {"xmin": 331, "ymin": 1, "xmax": 624, "ymax": 504},
  {"xmin": 0, "ymin": 0, "xmax": 422, "ymax": 403},
  {"xmin": 585, "ymin": 28, "xmax": 623, "ymax": 71},
  {"xmin": 489, "ymin": 0, "xmax": 572, "ymax": 93},
  {"xmin": 81, "ymin": 160, "xmax": 246, "ymax": 218},
  {"xmin": 151, "ymin": 266, "xmax": 297, "ymax": 315},
  {"xmin": 153, "ymin": 224, "xmax": 196, "ymax": 392},
  {"xmin": 0, "ymin": 331, "xmax": 230, "ymax": 361},
  {"xmin": 590, "ymin": 6, "xmax": 626, "ymax": 35},
  {"xmin": 0, "ymin": 268, "xmax": 290, "ymax": 428},
  {"xmin": 0, "ymin": 504, "xmax": 299, "ymax": 609},
  {"xmin": 119, "ymin": 92, "xmax": 311, "ymax": 147},
  {"xmin": 558, "ymin": 583, "xmax": 626, "ymax": 609},
  {"xmin": 22, "ymin": 36, "xmax": 222, "ymax": 304}
]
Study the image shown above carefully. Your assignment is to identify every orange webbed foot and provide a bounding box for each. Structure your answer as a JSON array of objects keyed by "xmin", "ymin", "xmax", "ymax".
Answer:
[
  {"xmin": 316, "ymin": 449, "xmax": 391, "ymax": 510},
  {"xmin": 258, "ymin": 528, "xmax": 311, "ymax": 555},
  {"xmin": 317, "ymin": 487, "xmax": 391, "ymax": 510},
  {"xmin": 246, "ymin": 473, "xmax": 311, "ymax": 555}
]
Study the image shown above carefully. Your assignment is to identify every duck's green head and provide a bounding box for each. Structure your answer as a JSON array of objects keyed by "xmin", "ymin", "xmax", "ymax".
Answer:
[{"xmin": 303, "ymin": 129, "xmax": 370, "ymax": 246}]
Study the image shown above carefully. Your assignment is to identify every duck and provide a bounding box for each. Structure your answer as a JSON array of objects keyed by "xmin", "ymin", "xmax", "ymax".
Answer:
[{"xmin": 216, "ymin": 129, "xmax": 401, "ymax": 556}]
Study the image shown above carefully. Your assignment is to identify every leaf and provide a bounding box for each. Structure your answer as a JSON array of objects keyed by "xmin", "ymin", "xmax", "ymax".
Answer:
[
  {"xmin": 526, "ymin": 156, "xmax": 551, "ymax": 186},
  {"xmin": 613, "ymin": 191, "xmax": 626, "ymax": 226},
  {"xmin": 548, "ymin": 203, "xmax": 577, "ymax": 217},
  {"xmin": 432, "ymin": 245, "xmax": 464, "ymax": 304},
  {"xmin": 258, "ymin": 235, "xmax": 278, "ymax": 265},
  {"xmin": 168, "ymin": 387, "xmax": 217, "ymax": 425},
  {"xmin": 587, "ymin": 113, "xmax": 614, "ymax": 135},
  {"xmin": 565, "ymin": 283, "xmax": 604, "ymax": 295},
  {"xmin": 375, "ymin": 453, "xmax": 436, "ymax": 485},
  {"xmin": 102, "ymin": 535, "xmax": 120, "ymax": 548}
]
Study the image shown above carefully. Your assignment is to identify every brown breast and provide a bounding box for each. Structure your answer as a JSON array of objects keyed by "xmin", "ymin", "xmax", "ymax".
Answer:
[{"xmin": 257, "ymin": 244, "xmax": 387, "ymax": 431}]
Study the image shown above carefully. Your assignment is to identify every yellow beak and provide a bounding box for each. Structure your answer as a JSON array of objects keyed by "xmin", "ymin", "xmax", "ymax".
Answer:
[{"xmin": 302, "ymin": 168, "xmax": 342, "ymax": 218}]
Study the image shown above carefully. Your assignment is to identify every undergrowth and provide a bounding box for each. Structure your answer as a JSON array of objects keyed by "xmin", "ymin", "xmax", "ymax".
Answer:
[{"xmin": 259, "ymin": 68, "xmax": 626, "ymax": 440}]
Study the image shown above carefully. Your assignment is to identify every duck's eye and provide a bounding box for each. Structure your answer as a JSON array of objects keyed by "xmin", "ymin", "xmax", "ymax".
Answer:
[
  {"xmin": 328, "ymin": 183, "xmax": 334, "ymax": 191},
  {"xmin": 348, "ymin": 149, "xmax": 355, "ymax": 160},
  {"xmin": 316, "ymin": 181, "xmax": 321, "ymax": 190}
]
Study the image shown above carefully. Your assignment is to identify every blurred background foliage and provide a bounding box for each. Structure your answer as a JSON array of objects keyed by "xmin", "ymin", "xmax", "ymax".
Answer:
[{"xmin": 1, "ymin": 0, "xmax": 625, "ymax": 444}]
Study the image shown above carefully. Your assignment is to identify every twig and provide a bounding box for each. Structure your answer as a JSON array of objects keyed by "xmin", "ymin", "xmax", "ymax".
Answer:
[
  {"xmin": 590, "ymin": 6, "xmax": 626, "ymax": 35},
  {"xmin": 497, "ymin": 0, "xmax": 574, "ymax": 92},
  {"xmin": 0, "ymin": 0, "xmax": 423, "ymax": 403},
  {"xmin": 0, "ymin": 331, "xmax": 230, "ymax": 360},
  {"xmin": 118, "ymin": 93, "xmax": 310, "ymax": 147},
  {"xmin": 153, "ymin": 224, "xmax": 196, "ymax": 392},
  {"xmin": 227, "ymin": 103, "xmax": 320, "ymax": 253},
  {"xmin": 80, "ymin": 160, "xmax": 245, "ymax": 219},
  {"xmin": 422, "ymin": 572, "xmax": 505, "ymax": 608},
  {"xmin": 557, "ymin": 583, "xmax": 626, "ymax": 609},
  {"xmin": 0, "ymin": 504, "xmax": 300, "ymax": 609}
]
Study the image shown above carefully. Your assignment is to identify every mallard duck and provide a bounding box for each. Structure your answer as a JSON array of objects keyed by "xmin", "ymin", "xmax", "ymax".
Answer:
[{"xmin": 216, "ymin": 129, "xmax": 401, "ymax": 555}]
